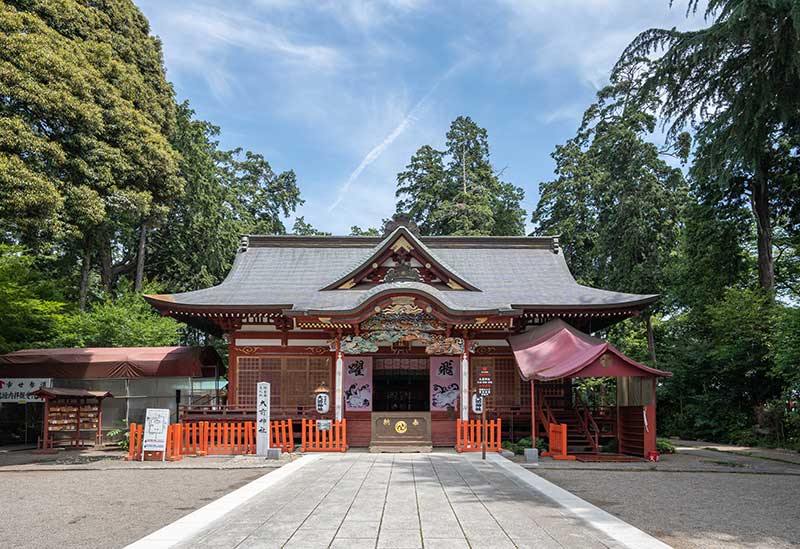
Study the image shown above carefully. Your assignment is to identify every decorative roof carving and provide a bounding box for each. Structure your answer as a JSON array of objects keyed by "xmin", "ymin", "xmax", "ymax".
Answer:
[
  {"xmin": 382, "ymin": 214, "xmax": 420, "ymax": 237},
  {"xmin": 321, "ymin": 225, "xmax": 480, "ymax": 291}
]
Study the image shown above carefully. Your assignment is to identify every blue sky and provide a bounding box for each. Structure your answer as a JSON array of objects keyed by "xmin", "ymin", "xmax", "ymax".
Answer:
[{"xmin": 136, "ymin": 0, "xmax": 704, "ymax": 234}]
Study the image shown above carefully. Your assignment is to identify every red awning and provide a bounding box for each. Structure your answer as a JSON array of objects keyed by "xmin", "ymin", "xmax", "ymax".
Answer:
[
  {"xmin": 507, "ymin": 319, "xmax": 670, "ymax": 381},
  {"xmin": 31, "ymin": 388, "xmax": 113, "ymax": 399},
  {"xmin": 0, "ymin": 346, "xmax": 223, "ymax": 379}
]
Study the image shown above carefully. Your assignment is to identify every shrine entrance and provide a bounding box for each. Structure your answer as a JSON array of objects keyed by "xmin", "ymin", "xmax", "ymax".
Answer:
[
  {"xmin": 369, "ymin": 357, "xmax": 432, "ymax": 452},
  {"xmin": 372, "ymin": 357, "xmax": 429, "ymax": 412}
]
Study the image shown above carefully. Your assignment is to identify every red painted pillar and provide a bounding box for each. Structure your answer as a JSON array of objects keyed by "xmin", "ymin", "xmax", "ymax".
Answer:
[{"xmin": 644, "ymin": 377, "xmax": 657, "ymax": 455}]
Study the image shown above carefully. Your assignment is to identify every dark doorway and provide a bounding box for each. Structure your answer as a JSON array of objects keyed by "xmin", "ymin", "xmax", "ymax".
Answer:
[{"xmin": 373, "ymin": 358, "xmax": 429, "ymax": 412}]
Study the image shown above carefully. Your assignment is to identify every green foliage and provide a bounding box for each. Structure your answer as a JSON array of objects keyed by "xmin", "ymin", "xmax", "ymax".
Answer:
[
  {"xmin": 147, "ymin": 102, "xmax": 303, "ymax": 291},
  {"xmin": 292, "ymin": 216, "xmax": 331, "ymax": 236},
  {"xmin": 503, "ymin": 436, "xmax": 545, "ymax": 455},
  {"xmin": 396, "ymin": 117, "xmax": 526, "ymax": 236},
  {"xmin": 0, "ymin": 246, "xmax": 64, "ymax": 353},
  {"xmin": 0, "ymin": 0, "xmax": 181, "ymax": 256},
  {"xmin": 107, "ymin": 420, "xmax": 130, "ymax": 451},
  {"xmin": 614, "ymin": 0, "xmax": 800, "ymax": 290},
  {"xmin": 531, "ymin": 71, "xmax": 688, "ymax": 296},
  {"xmin": 50, "ymin": 284, "xmax": 183, "ymax": 348},
  {"xmin": 656, "ymin": 438, "xmax": 675, "ymax": 454},
  {"xmin": 349, "ymin": 226, "xmax": 380, "ymax": 236}
]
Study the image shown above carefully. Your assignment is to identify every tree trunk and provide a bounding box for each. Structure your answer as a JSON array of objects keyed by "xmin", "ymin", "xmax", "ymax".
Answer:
[
  {"xmin": 134, "ymin": 222, "xmax": 147, "ymax": 292},
  {"xmin": 99, "ymin": 235, "xmax": 113, "ymax": 292},
  {"xmin": 645, "ymin": 312, "xmax": 657, "ymax": 366},
  {"xmin": 751, "ymin": 161, "xmax": 775, "ymax": 292},
  {"xmin": 78, "ymin": 241, "xmax": 91, "ymax": 312}
]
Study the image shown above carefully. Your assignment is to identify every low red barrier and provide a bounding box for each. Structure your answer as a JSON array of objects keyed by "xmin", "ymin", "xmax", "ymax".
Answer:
[
  {"xmin": 541, "ymin": 423, "xmax": 575, "ymax": 460},
  {"xmin": 126, "ymin": 423, "xmax": 183, "ymax": 461},
  {"xmin": 271, "ymin": 419, "xmax": 295, "ymax": 453},
  {"xmin": 127, "ymin": 420, "xmax": 293, "ymax": 460},
  {"xmin": 301, "ymin": 419, "xmax": 347, "ymax": 452},
  {"xmin": 456, "ymin": 419, "xmax": 502, "ymax": 453}
]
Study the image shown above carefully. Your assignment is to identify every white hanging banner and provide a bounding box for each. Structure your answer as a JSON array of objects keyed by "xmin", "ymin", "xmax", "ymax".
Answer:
[
  {"xmin": 256, "ymin": 382, "xmax": 271, "ymax": 455},
  {"xmin": 343, "ymin": 357, "xmax": 372, "ymax": 411},
  {"xmin": 335, "ymin": 352, "xmax": 344, "ymax": 421},
  {"xmin": 430, "ymin": 357, "xmax": 460, "ymax": 411},
  {"xmin": 460, "ymin": 353, "xmax": 469, "ymax": 420}
]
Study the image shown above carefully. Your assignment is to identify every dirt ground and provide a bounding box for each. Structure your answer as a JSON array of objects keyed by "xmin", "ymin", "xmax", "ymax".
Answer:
[
  {"xmin": 0, "ymin": 446, "xmax": 292, "ymax": 549},
  {"xmin": 532, "ymin": 440, "xmax": 800, "ymax": 549},
  {"xmin": 0, "ymin": 467, "xmax": 269, "ymax": 548}
]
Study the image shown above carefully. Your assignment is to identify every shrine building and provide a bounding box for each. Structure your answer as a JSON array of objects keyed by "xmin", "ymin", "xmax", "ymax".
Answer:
[{"xmin": 146, "ymin": 217, "xmax": 669, "ymax": 456}]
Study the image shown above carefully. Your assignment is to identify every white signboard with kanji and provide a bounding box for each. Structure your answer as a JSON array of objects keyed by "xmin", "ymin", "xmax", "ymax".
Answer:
[
  {"xmin": 476, "ymin": 365, "xmax": 493, "ymax": 397},
  {"xmin": 0, "ymin": 378, "xmax": 52, "ymax": 403},
  {"xmin": 142, "ymin": 408, "xmax": 170, "ymax": 455},
  {"xmin": 256, "ymin": 382, "xmax": 271, "ymax": 456}
]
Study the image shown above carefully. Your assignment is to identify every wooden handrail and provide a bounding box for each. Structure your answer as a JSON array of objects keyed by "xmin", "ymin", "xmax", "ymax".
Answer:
[{"xmin": 574, "ymin": 391, "xmax": 599, "ymax": 452}]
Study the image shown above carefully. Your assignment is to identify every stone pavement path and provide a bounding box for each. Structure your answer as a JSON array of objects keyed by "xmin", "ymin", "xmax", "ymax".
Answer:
[{"xmin": 174, "ymin": 453, "xmax": 631, "ymax": 549}]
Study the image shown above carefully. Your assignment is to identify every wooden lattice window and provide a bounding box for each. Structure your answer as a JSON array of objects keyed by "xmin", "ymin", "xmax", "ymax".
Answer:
[
  {"xmin": 471, "ymin": 356, "xmax": 528, "ymax": 408},
  {"xmin": 237, "ymin": 356, "xmax": 330, "ymax": 409}
]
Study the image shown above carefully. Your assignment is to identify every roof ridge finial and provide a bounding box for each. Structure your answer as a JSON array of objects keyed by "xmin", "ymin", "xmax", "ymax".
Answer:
[{"xmin": 382, "ymin": 213, "xmax": 420, "ymax": 237}]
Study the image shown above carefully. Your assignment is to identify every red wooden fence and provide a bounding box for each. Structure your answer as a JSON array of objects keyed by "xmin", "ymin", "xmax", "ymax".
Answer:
[
  {"xmin": 126, "ymin": 423, "xmax": 183, "ymax": 461},
  {"xmin": 455, "ymin": 419, "xmax": 502, "ymax": 453},
  {"xmin": 301, "ymin": 419, "xmax": 347, "ymax": 452},
  {"xmin": 541, "ymin": 423, "xmax": 575, "ymax": 460},
  {"xmin": 126, "ymin": 420, "xmax": 294, "ymax": 460}
]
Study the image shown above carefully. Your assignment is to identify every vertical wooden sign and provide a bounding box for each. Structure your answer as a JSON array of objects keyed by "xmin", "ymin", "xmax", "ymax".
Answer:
[{"xmin": 256, "ymin": 382, "xmax": 271, "ymax": 456}]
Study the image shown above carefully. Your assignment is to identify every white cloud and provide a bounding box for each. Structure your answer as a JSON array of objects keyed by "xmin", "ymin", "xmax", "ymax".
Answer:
[
  {"xmin": 327, "ymin": 68, "xmax": 456, "ymax": 213},
  {"xmin": 493, "ymin": 0, "xmax": 704, "ymax": 88}
]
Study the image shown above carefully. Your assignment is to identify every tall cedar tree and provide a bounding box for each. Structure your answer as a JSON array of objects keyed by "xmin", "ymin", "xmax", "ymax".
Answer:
[
  {"xmin": 396, "ymin": 117, "xmax": 526, "ymax": 236},
  {"xmin": 532, "ymin": 71, "xmax": 688, "ymax": 362},
  {"xmin": 613, "ymin": 0, "xmax": 800, "ymax": 292},
  {"xmin": 147, "ymin": 102, "xmax": 303, "ymax": 292}
]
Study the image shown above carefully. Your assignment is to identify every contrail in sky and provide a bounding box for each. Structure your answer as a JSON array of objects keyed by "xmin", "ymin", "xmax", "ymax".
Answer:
[{"xmin": 328, "ymin": 72, "xmax": 451, "ymax": 213}]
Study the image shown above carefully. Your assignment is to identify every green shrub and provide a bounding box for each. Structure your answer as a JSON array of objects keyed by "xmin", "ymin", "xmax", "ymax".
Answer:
[
  {"xmin": 656, "ymin": 438, "xmax": 676, "ymax": 454},
  {"xmin": 107, "ymin": 420, "xmax": 130, "ymax": 451}
]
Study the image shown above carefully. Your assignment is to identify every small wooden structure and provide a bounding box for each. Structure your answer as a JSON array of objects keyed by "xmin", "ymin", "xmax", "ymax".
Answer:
[{"xmin": 32, "ymin": 387, "xmax": 111, "ymax": 450}]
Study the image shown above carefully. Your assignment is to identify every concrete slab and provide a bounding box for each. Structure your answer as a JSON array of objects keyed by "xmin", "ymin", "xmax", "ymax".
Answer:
[{"xmin": 129, "ymin": 452, "xmax": 671, "ymax": 549}]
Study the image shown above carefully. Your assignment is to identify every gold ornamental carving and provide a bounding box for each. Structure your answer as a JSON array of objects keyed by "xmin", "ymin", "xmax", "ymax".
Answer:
[{"xmin": 394, "ymin": 420, "xmax": 408, "ymax": 434}]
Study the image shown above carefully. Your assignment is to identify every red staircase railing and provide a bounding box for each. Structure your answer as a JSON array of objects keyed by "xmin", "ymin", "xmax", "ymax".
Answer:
[{"xmin": 541, "ymin": 423, "xmax": 576, "ymax": 460}]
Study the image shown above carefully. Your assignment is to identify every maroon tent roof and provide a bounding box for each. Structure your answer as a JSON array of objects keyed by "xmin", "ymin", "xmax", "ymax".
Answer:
[
  {"xmin": 508, "ymin": 319, "xmax": 671, "ymax": 381},
  {"xmin": 0, "ymin": 346, "xmax": 223, "ymax": 379},
  {"xmin": 31, "ymin": 387, "xmax": 112, "ymax": 399}
]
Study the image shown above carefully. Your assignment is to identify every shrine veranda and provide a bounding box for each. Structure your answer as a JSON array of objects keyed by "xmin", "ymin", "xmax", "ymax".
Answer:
[{"xmin": 146, "ymin": 218, "xmax": 669, "ymax": 456}]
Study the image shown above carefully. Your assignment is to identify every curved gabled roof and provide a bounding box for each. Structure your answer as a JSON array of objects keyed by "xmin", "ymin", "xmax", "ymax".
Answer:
[
  {"xmin": 508, "ymin": 319, "xmax": 671, "ymax": 380},
  {"xmin": 145, "ymin": 231, "xmax": 658, "ymax": 316}
]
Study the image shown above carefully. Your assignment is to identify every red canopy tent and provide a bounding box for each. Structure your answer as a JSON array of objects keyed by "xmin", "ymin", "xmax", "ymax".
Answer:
[
  {"xmin": 508, "ymin": 319, "xmax": 670, "ymax": 458},
  {"xmin": 507, "ymin": 319, "xmax": 671, "ymax": 380}
]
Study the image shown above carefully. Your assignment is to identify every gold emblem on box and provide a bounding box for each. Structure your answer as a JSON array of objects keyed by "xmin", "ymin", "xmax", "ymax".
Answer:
[
  {"xmin": 395, "ymin": 420, "xmax": 408, "ymax": 434},
  {"xmin": 383, "ymin": 418, "xmax": 390, "ymax": 426},
  {"xmin": 412, "ymin": 419, "xmax": 419, "ymax": 426}
]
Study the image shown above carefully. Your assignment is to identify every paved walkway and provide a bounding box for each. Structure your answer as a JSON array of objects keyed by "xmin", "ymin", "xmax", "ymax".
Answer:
[{"xmin": 151, "ymin": 453, "xmax": 663, "ymax": 549}]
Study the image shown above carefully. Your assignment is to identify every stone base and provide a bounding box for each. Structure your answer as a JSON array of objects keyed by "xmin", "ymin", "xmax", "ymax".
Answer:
[
  {"xmin": 524, "ymin": 448, "xmax": 539, "ymax": 464},
  {"xmin": 369, "ymin": 445, "xmax": 433, "ymax": 453},
  {"xmin": 258, "ymin": 448, "xmax": 281, "ymax": 460}
]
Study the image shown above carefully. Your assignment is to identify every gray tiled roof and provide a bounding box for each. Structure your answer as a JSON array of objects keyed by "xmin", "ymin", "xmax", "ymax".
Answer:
[{"xmin": 148, "ymin": 231, "xmax": 658, "ymax": 314}]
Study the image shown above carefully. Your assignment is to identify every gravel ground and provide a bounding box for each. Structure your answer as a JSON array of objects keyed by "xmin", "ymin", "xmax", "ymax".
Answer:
[
  {"xmin": 0, "ymin": 468, "xmax": 268, "ymax": 548},
  {"xmin": 536, "ymin": 460, "xmax": 800, "ymax": 548}
]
